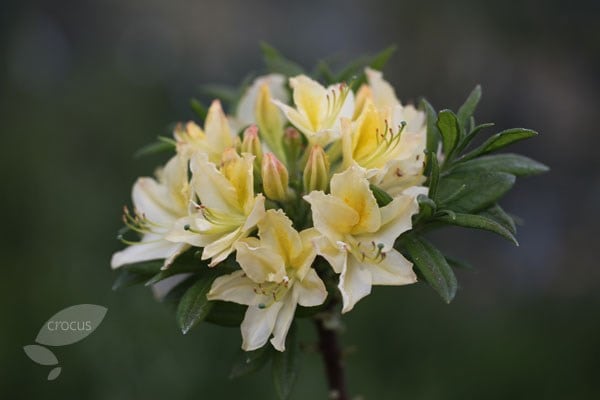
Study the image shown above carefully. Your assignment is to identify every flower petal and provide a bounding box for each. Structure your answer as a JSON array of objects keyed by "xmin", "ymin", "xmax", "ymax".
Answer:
[
  {"xmin": 365, "ymin": 67, "xmax": 400, "ymax": 110},
  {"xmin": 358, "ymin": 194, "xmax": 418, "ymax": 251},
  {"xmin": 330, "ymin": 165, "xmax": 381, "ymax": 234},
  {"xmin": 190, "ymin": 153, "xmax": 239, "ymax": 214},
  {"xmin": 312, "ymin": 235, "xmax": 347, "ymax": 274},
  {"xmin": 257, "ymin": 210, "xmax": 302, "ymax": 265},
  {"xmin": 132, "ymin": 178, "xmax": 177, "ymax": 225},
  {"xmin": 292, "ymin": 228, "xmax": 320, "ymax": 279},
  {"xmin": 235, "ymin": 239, "xmax": 286, "ymax": 283},
  {"xmin": 241, "ymin": 302, "xmax": 283, "ymax": 351},
  {"xmin": 295, "ymin": 269, "xmax": 327, "ymax": 307},
  {"xmin": 270, "ymin": 292, "xmax": 297, "ymax": 351},
  {"xmin": 369, "ymin": 248, "xmax": 417, "ymax": 285},
  {"xmin": 339, "ymin": 256, "xmax": 372, "ymax": 313},
  {"xmin": 204, "ymin": 99, "xmax": 233, "ymax": 153},
  {"xmin": 208, "ymin": 270, "xmax": 265, "ymax": 306},
  {"xmin": 303, "ymin": 191, "xmax": 359, "ymax": 241},
  {"xmin": 110, "ymin": 239, "xmax": 182, "ymax": 269},
  {"xmin": 289, "ymin": 75, "xmax": 327, "ymax": 132}
]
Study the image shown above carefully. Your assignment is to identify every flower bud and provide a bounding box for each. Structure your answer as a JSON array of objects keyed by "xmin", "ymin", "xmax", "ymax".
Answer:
[
  {"xmin": 256, "ymin": 83, "xmax": 285, "ymax": 159},
  {"xmin": 283, "ymin": 127, "xmax": 304, "ymax": 175},
  {"xmin": 261, "ymin": 153, "xmax": 290, "ymax": 202},
  {"xmin": 303, "ymin": 145, "xmax": 330, "ymax": 193},
  {"xmin": 241, "ymin": 125, "xmax": 263, "ymax": 166}
]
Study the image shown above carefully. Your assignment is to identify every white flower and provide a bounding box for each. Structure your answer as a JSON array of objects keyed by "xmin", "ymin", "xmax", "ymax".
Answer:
[
  {"xmin": 232, "ymin": 74, "xmax": 289, "ymax": 130},
  {"xmin": 343, "ymin": 69, "xmax": 428, "ymax": 196},
  {"xmin": 166, "ymin": 149, "xmax": 265, "ymax": 266},
  {"xmin": 174, "ymin": 100, "xmax": 236, "ymax": 163},
  {"xmin": 304, "ymin": 165, "xmax": 418, "ymax": 313},
  {"xmin": 207, "ymin": 210, "xmax": 327, "ymax": 351},
  {"xmin": 273, "ymin": 75, "xmax": 354, "ymax": 146},
  {"xmin": 111, "ymin": 154, "xmax": 190, "ymax": 269}
]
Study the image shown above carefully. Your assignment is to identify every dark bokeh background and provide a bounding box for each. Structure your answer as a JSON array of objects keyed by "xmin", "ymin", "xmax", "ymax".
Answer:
[{"xmin": 2, "ymin": 0, "xmax": 599, "ymax": 398}]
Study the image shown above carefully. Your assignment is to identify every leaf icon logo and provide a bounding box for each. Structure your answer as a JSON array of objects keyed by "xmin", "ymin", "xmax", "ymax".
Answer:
[{"xmin": 24, "ymin": 304, "xmax": 108, "ymax": 380}]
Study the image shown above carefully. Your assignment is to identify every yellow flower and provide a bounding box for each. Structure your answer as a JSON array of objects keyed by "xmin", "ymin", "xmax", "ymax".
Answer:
[
  {"xmin": 232, "ymin": 74, "xmax": 289, "ymax": 131},
  {"xmin": 208, "ymin": 210, "xmax": 326, "ymax": 351},
  {"xmin": 174, "ymin": 100, "xmax": 235, "ymax": 163},
  {"xmin": 166, "ymin": 149, "xmax": 265, "ymax": 266},
  {"xmin": 342, "ymin": 68, "xmax": 428, "ymax": 197},
  {"xmin": 304, "ymin": 165, "xmax": 418, "ymax": 313},
  {"xmin": 111, "ymin": 154, "xmax": 190, "ymax": 269},
  {"xmin": 273, "ymin": 75, "xmax": 354, "ymax": 146}
]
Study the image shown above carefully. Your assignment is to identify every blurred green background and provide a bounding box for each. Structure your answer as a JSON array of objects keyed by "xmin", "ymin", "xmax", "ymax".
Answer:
[{"xmin": 2, "ymin": 0, "xmax": 599, "ymax": 398}]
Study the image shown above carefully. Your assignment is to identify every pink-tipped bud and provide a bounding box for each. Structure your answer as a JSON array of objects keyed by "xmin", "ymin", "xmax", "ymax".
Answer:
[
  {"xmin": 241, "ymin": 125, "xmax": 263, "ymax": 166},
  {"xmin": 303, "ymin": 145, "xmax": 330, "ymax": 193},
  {"xmin": 261, "ymin": 153, "xmax": 290, "ymax": 202}
]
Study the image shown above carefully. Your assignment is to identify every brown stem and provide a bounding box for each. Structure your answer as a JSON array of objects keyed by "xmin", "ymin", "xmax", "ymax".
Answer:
[{"xmin": 314, "ymin": 316, "xmax": 349, "ymax": 400}]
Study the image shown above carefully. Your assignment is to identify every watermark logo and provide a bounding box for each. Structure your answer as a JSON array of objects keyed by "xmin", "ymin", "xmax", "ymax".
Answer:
[{"xmin": 23, "ymin": 304, "xmax": 107, "ymax": 380}]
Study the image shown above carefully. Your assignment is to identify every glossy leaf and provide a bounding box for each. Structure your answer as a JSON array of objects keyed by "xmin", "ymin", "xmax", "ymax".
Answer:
[
  {"xmin": 205, "ymin": 301, "xmax": 246, "ymax": 327},
  {"xmin": 260, "ymin": 42, "xmax": 304, "ymax": 76},
  {"xmin": 437, "ymin": 171, "xmax": 516, "ymax": 213},
  {"xmin": 401, "ymin": 234, "xmax": 457, "ymax": 303},
  {"xmin": 427, "ymin": 151, "xmax": 440, "ymax": 201},
  {"xmin": 434, "ymin": 212, "xmax": 518, "ymax": 245},
  {"xmin": 112, "ymin": 260, "xmax": 162, "ymax": 291},
  {"xmin": 190, "ymin": 98, "xmax": 207, "ymax": 121},
  {"xmin": 370, "ymin": 184, "xmax": 393, "ymax": 207},
  {"xmin": 479, "ymin": 204, "xmax": 517, "ymax": 234},
  {"xmin": 437, "ymin": 109, "xmax": 460, "ymax": 158},
  {"xmin": 422, "ymin": 99, "xmax": 441, "ymax": 155},
  {"xmin": 272, "ymin": 323, "xmax": 299, "ymax": 400},
  {"xmin": 176, "ymin": 272, "xmax": 219, "ymax": 334},
  {"xmin": 450, "ymin": 153, "xmax": 549, "ymax": 177},
  {"xmin": 230, "ymin": 345, "xmax": 273, "ymax": 380},
  {"xmin": 145, "ymin": 250, "xmax": 208, "ymax": 286},
  {"xmin": 134, "ymin": 137, "xmax": 176, "ymax": 158},
  {"xmin": 457, "ymin": 85, "xmax": 482, "ymax": 130},
  {"xmin": 462, "ymin": 128, "xmax": 538, "ymax": 161}
]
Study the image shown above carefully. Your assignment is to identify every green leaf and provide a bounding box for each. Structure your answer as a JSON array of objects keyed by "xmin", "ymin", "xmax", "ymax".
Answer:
[
  {"xmin": 454, "ymin": 122, "xmax": 494, "ymax": 154},
  {"xmin": 316, "ymin": 60, "xmax": 336, "ymax": 85},
  {"xmin": 133, "ymin": 137, "xmax": 176, "ymax": 158},
  {"xmin": 343, "ymin": 46, "xmax": 396, "ymax": 89},
  {"xmin": 201, "ymin": 84, "xmax": 240, "ymax": 106},
  {"xmin": 205, "ymin": 301, "xmax": 246, "ymax": 327},
  {"xmin": 145, "ymin": 250, "xmax": 213, "ymax": 286},
  {"xmin": 462, "ymin": 128, "xmax": 538, "ymax": 161},
  {"xmin": 445, "ymin": 256, "xmax": 473, "ymax": 270},
  {"xmin": 457, "ymin": 85, "xmax": 482, "ymax": 130},
  {"xmin": 427, "ymin": 151, "xmax": 440, "ymax": 201},
  {"xmin": 421, "ymin": 99, "xmax": 440, "ymax": 155},
  {"xmin": 230, "ymin": 346, "xmax": 273, "ymax": 380},
  {"xmin": 190, "ymin": 98, "xmax": 207, "ymax": 121},
  {"xmin": 450, "ymin": 153, "xmax": 549, "ymax": 177},
  {"xmin": 434, "ymin": 212, "xmax": 518, "ymax": 245},
  {"xmin": 437, "ymin": 171, "xmax": 516, "ymax": 213},
  {"xmin": 260, "ymin": 42, "xmax": 304, "ymax": 76},
  {"xmin": 272, "ymin": 323, "xmax": 299, "ymax": 400},
  {"xmin": 479, "ymin": 204, "xmax": 517, "ymax": 234},
  {"xmin": 176, "ymin": 272, "xmax": 219, "ymax": 334},
  {"xmin": 368, "ymin": 45, "xmax": 397, "ymax": 71},
  {"xmin": 112, "ymin": 260, "xmax": 162, "ymax": 290},
  {"xmin": 400, "ymin": 234, "xmax": 457, "ymax": 303},
  {"xmin": 370, "ymin": 184, "xmax": 393, "ymax": 207},
  {"xmin": 437, "ymin": 109, "xmax": 460, "ymax": 159},
  {"xmin": 416, "ymin": 194, "xmax": 436, "ymax": 220}
]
